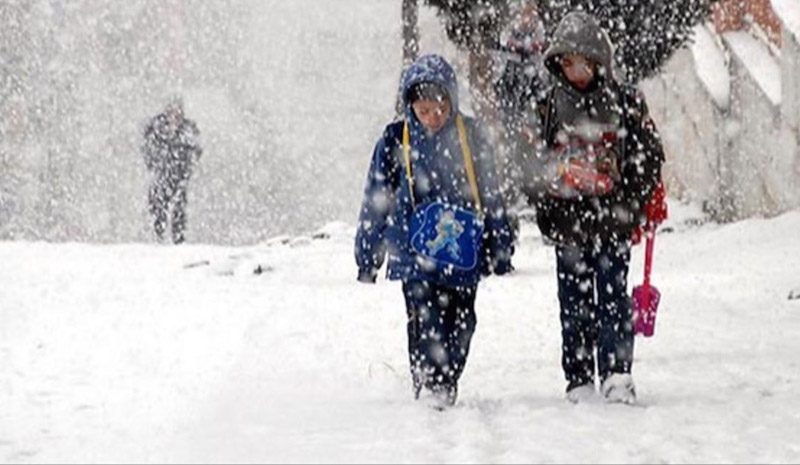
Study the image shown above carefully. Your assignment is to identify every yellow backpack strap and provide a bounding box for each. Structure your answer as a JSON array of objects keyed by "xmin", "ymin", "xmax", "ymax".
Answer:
[
  {"xmin": 404, "ymin": 116, "xmax": 482, "ymax": 212},
  {"xmin": 456, "ymin": 114, "xmax": 483, "ymax": 212},
  {"xmin": 402, "ymin": 122, "xmax": 415, "ymax": 205}
]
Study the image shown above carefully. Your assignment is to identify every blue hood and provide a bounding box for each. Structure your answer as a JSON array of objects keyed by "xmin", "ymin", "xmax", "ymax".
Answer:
[{"xmin": 401, "ymin": 54, "xmax": 460, "ymax": 127}]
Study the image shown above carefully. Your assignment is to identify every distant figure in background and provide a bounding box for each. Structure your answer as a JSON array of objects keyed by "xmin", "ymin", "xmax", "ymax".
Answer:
[
  {"xmin": 496, "ymin": 0, "xmax": 548, "ymax": 123},
  {"xmin": 142, "ymin": 98, "xmax": 202, "ymax": 244},
  {"xmin": 494, "ymin": 0, "xmax": 550, "ymax": 235}
]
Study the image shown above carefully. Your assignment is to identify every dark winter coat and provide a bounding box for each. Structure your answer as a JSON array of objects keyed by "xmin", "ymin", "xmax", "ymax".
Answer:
[
  {"xmin": 355, "ymin": 54, "xmax": 514, "ymax": 286},
  {"xmin": 142, "ymin": 114, "xmax": 202, "ymax": 184},
  {"xmin": 534, "ymin": 12, "xmax": 664, "ymax": 246}
]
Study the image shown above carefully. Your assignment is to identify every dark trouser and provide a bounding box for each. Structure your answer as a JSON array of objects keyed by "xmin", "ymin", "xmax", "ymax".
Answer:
[
  {"xmin": 402, "ymin": 281, "xmax": 478, "ymax": 395},
  {"xmin": 556, "ymin": 240, "xmax": 634, "ymax": 390},
  {"xmin": 149, "ymin": 176, "xmax": 189, "ymax": 244}
]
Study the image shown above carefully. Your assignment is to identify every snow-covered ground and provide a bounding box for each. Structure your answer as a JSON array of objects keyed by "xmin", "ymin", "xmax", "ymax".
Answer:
[{"xmin": 2, "ymin": 202, "xmax": 800, "ymax": 463}]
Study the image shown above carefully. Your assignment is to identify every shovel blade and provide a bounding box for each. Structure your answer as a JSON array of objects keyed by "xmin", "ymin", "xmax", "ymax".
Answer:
[{"xmin": 632, "ymin": 285, "xmax": 661, "ymax": 337}]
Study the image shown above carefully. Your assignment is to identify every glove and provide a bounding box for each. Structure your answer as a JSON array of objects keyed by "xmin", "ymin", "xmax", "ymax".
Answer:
[
  {"xmin": 645, "ymin": 182, "xmax": 668, "ymax": 225},
  {"xmin": 632, "ymin": 182, "xmax": 668, "ymax": 245},
  {"xmin": 562, "ymin": 159, "xmax": 615, "ymax": 196}
]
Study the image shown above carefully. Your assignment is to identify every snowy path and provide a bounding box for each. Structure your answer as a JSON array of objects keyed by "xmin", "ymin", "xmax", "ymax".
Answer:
[{"xmin": 2, "ymin": 205, "xmax": 800, "ymax": 463}]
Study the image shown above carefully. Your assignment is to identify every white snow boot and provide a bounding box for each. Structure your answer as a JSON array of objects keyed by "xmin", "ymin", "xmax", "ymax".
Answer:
[
  {"xmin": 566, "ymin": 383, "xmax": 599, "ymax": 404},
  {"xmin": 419, "ymin": 384, "xmax": 458, "ymax": 410},
  {"xmin": 601, "ymin": 373, "xmax": 636, "ymax": 405}
]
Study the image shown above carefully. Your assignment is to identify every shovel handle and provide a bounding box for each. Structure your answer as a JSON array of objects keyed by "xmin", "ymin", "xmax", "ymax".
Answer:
[{"xmin": 643, "ymin": 231, "xmax": 655, "ymax": 289}]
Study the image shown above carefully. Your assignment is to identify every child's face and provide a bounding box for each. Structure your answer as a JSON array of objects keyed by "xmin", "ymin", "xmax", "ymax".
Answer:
[
  {"xmin": 560, "ymin": 54, "xmax": 597, "ymax": 90},
  {"xmin": 412, "ymin": 98, "xmax": 451, "ymax": 133},
  {"xmin": 518, "ymin": 3, "xmax": 540, "ymax": 30}
]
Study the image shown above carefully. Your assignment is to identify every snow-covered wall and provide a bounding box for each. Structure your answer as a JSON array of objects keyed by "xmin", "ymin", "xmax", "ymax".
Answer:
[
  {"xmin": 724, "ymin": 31, "xmax": 788, "ymax": 218},
  {"xmin": 643, "ymin": 22, "xmax": 800, "ymax": 221},
  {"xmin": 775, "ymin": 0, "xmax": 800, "ymax": 130},
  {"xmin": 774, "ymin": 0, "xmax": 800, "ymax": 211},
  {"xmin": 640, "ymin": 26, "xmax": 732, "ymax": 217},
  {"xmin": 640, "ymin": 48, "xmax": 726, "ymax": 212}
]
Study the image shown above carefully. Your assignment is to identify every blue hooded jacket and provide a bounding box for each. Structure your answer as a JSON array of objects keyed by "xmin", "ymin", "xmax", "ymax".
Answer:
[{"xmin": 355, "ymin": 54, "xmax": 514, "ymax": 286}]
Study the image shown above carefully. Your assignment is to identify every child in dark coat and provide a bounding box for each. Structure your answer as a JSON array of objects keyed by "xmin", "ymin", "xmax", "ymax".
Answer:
[
  {"xmin": 533, "ymin": 12, "xmax": 665, "ymax": 404},
  {"xmin": 355, "ymin": 54, "xmax": 513, "ymax": 408}
]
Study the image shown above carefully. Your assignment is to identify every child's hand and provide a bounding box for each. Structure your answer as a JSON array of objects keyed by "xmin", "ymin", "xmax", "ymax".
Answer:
[{"xmin": 562, "ymin": 159, "xmax": 614, "ymax": 196}]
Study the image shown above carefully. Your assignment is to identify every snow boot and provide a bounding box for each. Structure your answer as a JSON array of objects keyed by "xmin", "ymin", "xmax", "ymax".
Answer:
[
  {"xmin": 419, "ymin": 383, "xmax": 458, "ymax": 410},
  {"xmin": 601, "ymin": 373, "xmax": 636, "ymax": 405},
  {"xmin": 566, "ymin": 383, "xmax": 598, "ymax": 404}
]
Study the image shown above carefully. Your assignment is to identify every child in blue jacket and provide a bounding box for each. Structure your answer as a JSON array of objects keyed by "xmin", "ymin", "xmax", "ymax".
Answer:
[{"xmin": 355, "ymin": 54, "xmax": 513, "ymax": 408}]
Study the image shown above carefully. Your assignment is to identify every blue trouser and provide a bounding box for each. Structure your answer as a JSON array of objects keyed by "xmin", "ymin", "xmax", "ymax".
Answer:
[
  {"xmin": 402, "ymin": 281, "xmax": 478, "ymax": 394},
  {"xmin": 556, "ymin": 240, "xmax": 634, "ymax": 390}
]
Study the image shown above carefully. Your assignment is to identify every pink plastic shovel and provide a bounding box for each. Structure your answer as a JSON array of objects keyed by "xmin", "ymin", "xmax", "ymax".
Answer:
[{"xmin": 633, "ymin": 232, "xmax": 661, "ymax": 337}]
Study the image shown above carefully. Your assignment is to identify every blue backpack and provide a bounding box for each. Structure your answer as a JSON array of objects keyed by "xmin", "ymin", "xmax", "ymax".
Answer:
[{"xmin": 403, "ymin": 115, "xmax": 485, "ymax": 272}]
